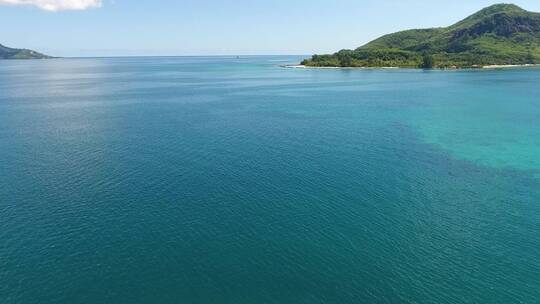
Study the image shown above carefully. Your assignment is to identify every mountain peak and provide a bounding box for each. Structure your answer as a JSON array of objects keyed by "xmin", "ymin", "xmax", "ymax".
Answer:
[
  {"xmin": 467, "ymin": 3, "xmax": 526, "ymax": 20},
  {"xmin": 451, "ymin": 3, "xmax": 532, "ymax": 31},
  {"xmin": 484, "ymin": 3, "xmax": 525, "ymax": 12},
  {"xmin": 480, "ymin": 3, "xmax": 525, "ymax": 13}
]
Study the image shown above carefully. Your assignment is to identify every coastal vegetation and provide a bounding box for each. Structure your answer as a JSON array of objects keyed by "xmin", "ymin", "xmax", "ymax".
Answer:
[
  {"xmin": 0, "ymin": 44, "xmax": 50, "ymax": 59},
  {"xmin": 302, "ymin": 4, "xmax": 540, "ymax": 68}
]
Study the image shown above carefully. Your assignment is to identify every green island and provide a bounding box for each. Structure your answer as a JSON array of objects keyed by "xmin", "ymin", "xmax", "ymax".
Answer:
[
  {"xmin": 301, "ymin": 4, "xmax": 540, "ymax": 68},
  {"xmin": 0, "ymin": 43, "xmax": 51, "ymax": 59}
]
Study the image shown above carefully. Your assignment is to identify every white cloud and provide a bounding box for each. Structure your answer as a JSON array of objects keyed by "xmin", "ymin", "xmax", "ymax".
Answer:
[{"xmin": 0, "ymin": 0, "xmax": 102, "ymax": 11}]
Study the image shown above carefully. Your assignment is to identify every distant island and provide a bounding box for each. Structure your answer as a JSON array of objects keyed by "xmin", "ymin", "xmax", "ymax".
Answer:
[
  {"xmin": 301, "ymin": 4, "xmax": 540, "ymax": 68},
  {"xmin": 0, "ymin": 44, "xmax": 51, "ymax": 59}
]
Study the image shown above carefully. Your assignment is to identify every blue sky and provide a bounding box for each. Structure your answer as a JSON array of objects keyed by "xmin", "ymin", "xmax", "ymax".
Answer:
[{"xmin": 1, "ymin": 0, "xmax": 540, "ymax": 57}]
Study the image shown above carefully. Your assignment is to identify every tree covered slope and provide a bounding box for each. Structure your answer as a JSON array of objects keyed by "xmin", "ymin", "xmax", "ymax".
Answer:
[
  {"xmin": 302, "ymin": 4, "xmax": 540, "ymax": 68},
  {"xmin": 0, "ymin": 44, "xmax": 51, "ymax": 59}
]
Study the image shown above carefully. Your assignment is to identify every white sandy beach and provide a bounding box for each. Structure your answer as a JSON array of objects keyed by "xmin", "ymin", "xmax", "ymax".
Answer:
[{"xmin": 283, "ymin": 64, "xmax": 540, "ymax": 70}]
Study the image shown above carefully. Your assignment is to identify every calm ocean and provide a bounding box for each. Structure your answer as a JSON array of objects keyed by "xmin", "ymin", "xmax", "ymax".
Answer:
[{"xmin": 1, "ymin": 56, "xmax": 539, "ymax": 303}]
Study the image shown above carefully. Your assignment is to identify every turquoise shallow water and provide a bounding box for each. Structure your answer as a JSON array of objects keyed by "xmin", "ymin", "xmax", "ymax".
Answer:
[{"xmin": 0, "ymin": 56, "xmax": 539, "ymax": 303}]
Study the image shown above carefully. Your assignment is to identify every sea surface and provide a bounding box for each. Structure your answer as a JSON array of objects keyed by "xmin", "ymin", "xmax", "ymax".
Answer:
[{"xmin": 1, "ymin": 56, "xmax": 539, "ymax": 304}]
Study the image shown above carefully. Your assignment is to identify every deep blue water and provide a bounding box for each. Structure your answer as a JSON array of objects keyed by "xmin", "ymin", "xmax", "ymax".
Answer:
[{"xmin": 1, "ymin": 56, "xmax": 539, "ymax": 303}]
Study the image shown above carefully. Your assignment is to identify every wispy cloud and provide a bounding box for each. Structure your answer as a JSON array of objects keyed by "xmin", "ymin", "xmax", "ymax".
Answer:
[{"xmin": 0, "ymin": 0, "xmax": 102, "ymax": 11}]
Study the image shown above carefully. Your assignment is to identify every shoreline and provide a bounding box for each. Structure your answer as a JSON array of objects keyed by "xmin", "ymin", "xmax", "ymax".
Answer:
[
  {"xmin": 481, "ymin": 64, "xmax": 540, "ymax": 69},
  {"xmin": 282, "ymin": 64, "xmax": 540, "ymax": 70},
  {"xmin": 281, "ymin": 64, "xmax": 400, "ymax": 70}
]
